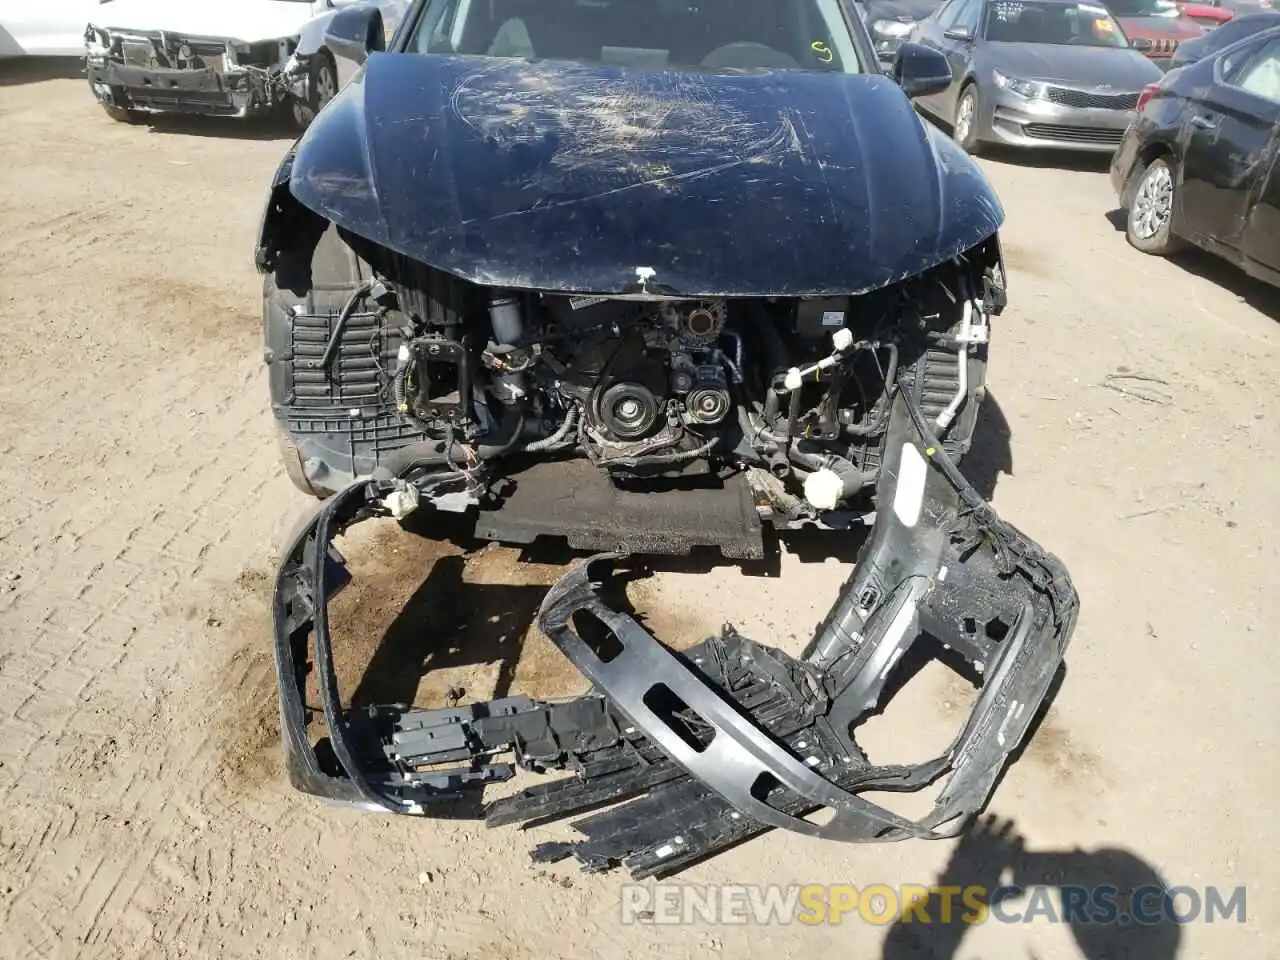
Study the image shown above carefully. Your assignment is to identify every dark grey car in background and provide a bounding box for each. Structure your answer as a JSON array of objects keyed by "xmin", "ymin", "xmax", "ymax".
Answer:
[
  {"xmin": 909, "ymin": 0, "xmax": 1165, "ymax": 153},
  {"xmin": 1169, "ymin": 10, "xmax": 1280, "ymax": 67},
  {"xmin": 858, "ymin": 0, "xmax": 944, "ymax": 61}
]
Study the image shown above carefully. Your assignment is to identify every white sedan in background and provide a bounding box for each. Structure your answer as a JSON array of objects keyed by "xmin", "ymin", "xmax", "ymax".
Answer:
[
  {"xmin": 83, "ymin": 0, "xmax": 407, "ymax": 128},
  {"xmin": 0, "ymin": 0, "xmax": 99, "ymax": 57}
]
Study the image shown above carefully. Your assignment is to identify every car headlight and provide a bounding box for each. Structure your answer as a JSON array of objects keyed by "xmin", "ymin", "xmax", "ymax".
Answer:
[
  {"xmin": 871, "ymin": 19, "xmax": 914, "ymax": 38},
  {"xmin": 992, "ymin": 69, "xmax": 1045, "ymax": 99}
]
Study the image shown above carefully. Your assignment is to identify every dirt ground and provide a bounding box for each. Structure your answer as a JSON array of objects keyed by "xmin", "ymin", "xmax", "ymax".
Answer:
[{"xmin": 1, "ymin": 59, "xmax": 1277, "ymax": 960}]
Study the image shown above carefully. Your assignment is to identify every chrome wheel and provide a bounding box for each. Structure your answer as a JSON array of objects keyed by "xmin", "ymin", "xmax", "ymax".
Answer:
[
  {"xmin": 314, "ymin": 62, "xmax": 337, "ymax": 108},
  {"xmin": 291, "ymin": 53, "xmax": 338, "ymax": 131},
  {"xmin": 1131, "ymin": 162, "xmax": 1173, "ymax": 241},
  {"xmin": 955, "ymin": 92, "xmax": 975, "ymax": 145}
]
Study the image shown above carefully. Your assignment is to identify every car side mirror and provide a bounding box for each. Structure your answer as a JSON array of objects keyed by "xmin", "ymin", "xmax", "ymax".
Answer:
[
  {"xmin": 324, "ymin": 4, "xmax": 385, "ymax": 66},
  {"xmin": 893, "ymin": 41, "xmax": 954, "ymax": 98},
  {"xmin": 1130, "ymin": 36, "xmax": 1154, "ymax": 51},
  {"xmin": 943, "ymin": 26, "xmax": 974, "ymax": 42}
]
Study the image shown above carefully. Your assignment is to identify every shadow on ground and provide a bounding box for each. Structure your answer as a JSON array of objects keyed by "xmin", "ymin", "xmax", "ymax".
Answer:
[
  {"xmin": 0, "ymin": 56, "xmax": 84, "ymax": 86},
  {"xmin": 982, "ymin": 146, "xmax": 1114, "ymax": 174},
  {"xmin": 343, "ymin": 387, "xmax": 1013, "ymax": 705},
  {"xmin": 1105, "ymin": 207, "xmax": 1280, "ymax": 322},
  {"xmin": 348, "ymin": 552, "xmax": 547, "ymax": 706},
  {"xmin": 881, "ymin": 815, "xmax": 1181, "ymax": 960},
  {"xmin": 963, "ymin": 390, "xmax": 1013, "ymax": 502},
  {"xmin": 135, "ymin": 112, "xmax": 300, "ymax": 142}
]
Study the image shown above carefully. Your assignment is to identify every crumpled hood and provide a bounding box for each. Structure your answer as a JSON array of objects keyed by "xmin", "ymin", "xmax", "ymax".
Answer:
[
  {"xmin": 289, "ymin": 54, "xmax": 1004, "ymax": 297},
  {"xmin": 92, "ymin": 0, "xmax": 319, "ymax": 41}
]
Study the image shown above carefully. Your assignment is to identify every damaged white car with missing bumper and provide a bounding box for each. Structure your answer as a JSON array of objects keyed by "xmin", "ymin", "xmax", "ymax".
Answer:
[{"xmin": 84, "ymin": 0, "xmax": 406, "ymax": 127}]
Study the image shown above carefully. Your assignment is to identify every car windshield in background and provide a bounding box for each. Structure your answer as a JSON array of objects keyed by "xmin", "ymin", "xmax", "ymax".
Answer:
[
  {"xmin": 406, "ymin": 0, "xmax": 868, "ymax": 73},
  {"xmin": 983, "ymin": 1, "xmax": 1130, "ymax": 46},
  {"xmin": 1105, "ymin": 0, "xmax": 1180, "ymax": 16}
]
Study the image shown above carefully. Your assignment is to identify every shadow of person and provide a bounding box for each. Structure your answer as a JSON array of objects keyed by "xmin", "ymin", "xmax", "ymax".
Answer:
[
  {"xmin": 881, "ymin": 815, "xmax": 1181, "ymax": 960},
  {"xmin": 962, "ymin": 390, "xmax": 1013, "ymax": 502}
]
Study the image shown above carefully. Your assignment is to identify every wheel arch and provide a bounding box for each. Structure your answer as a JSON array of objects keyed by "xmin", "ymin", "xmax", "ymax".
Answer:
[
  {"xmin": 1122, "ymin": 139, "xmax": 1180, "ymax": 210},
  {"xmin": 952, "ymin": 76, "xmax": 985, "ymax": 151},
  {"xmin": 255, "ymin": 150, "xmax": 330, "ymax": 296},
  {"xmin": 297, "ymin": 7, "xmax": 385, "ymax": 56},
  {"xmin": 956, "ymin": 74, "xmax": 981, "ymax": 104}
]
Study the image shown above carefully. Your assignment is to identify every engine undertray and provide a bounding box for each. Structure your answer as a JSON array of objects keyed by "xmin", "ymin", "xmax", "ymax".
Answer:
[{"xmin": 473, "ymin": 458, "xmax": 766, "ymax": 559}]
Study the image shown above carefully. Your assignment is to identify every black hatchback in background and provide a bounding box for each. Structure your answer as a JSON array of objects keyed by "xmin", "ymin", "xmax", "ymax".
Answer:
[
  {"xmin": 1169, "ymin": 10, "xmax": 1280, "ymax": 68},
  {"xmin": 1111, "ymin": 24, "xmax": 1280, "ymax": 287}
]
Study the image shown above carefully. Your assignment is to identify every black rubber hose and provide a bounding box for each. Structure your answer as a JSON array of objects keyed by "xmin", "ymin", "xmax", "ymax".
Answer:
[
  {"xmin": 373, "ymin": 440, "xmax": 449, "ymax": 480},
  {"xmin": 391, "ymin": 358, "xmax": 436, "ymax": 436},
  {"xmin": 374, "ymin": 412, "xmax": 526, "ymax": 480},
  {"xmin": 846, "ymin": 342, "xmax": 900, "ymax": 438},
  {"xmin": 474, "ymin": 412, "xmax": 527, "ymax": 459},
  {"xmin": 745, "ymin": 300, "xmax": 789, "ymax": 374},
  {"xmin": 746, "ymin": 301, "xmax": 790, "ymax": 415},
  {"xmin": 318, "ymin": 280, "xmax": 373, "ymax": 373}
]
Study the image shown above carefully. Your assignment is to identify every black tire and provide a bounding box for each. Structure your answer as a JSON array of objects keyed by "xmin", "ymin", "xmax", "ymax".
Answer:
[
  {"xmin": 289, "ymin": 49, "xmax": 339, "ymax": 132},
  {"xmin": 1124, "ymin": 157, "xmax": 1185, "ymax": 256},
  {"xmin": 264, "ymin": 226, "xmax": 409, "ymax": 499},
  {"xmin": 100, "ymin": 86, "xmax": 143, "ymax": 124},
  {"xmin": 953, "ymin": 84, "xmax": 984, "ymax": 156}
]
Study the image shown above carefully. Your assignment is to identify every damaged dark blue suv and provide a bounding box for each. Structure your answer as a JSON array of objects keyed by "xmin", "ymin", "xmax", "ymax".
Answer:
[{"xmin": 253, "ymin": 0, "xmax": 1079, "ymax": 878}]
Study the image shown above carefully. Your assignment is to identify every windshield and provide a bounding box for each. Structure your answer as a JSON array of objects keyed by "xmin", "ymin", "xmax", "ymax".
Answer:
[
  {"xmin": 983, "ymin": 0, "xmax": 1130, "ymax": 45},
  {"xmin": 1104, "ymin": 0, "xmax": 1180, "ymax": 16},
  {"xmin": 405, "ymin": 0, "xmax": 868, "ymax": 73}
]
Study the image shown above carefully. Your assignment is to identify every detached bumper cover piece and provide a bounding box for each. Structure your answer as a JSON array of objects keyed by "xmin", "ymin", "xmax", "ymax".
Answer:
[{"xmin": 271, "ymin": 391, "xmax": 1078, "ymax": 876}]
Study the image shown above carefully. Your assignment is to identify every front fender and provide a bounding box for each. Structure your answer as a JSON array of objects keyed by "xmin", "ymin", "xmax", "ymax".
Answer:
[
  {"xmin": 295, "ymin": 12, "xmax": 335, "ymax": 56},
  {"xmin": 255, "ymin": 149, "xmax": 329, "ymax": 294}
]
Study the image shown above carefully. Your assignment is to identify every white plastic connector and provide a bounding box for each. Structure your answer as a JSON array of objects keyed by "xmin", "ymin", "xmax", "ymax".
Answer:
[
  {"xmin": 784, "ymin": 367, "xmax": 803, "ymax": 392},
  {"xmin": 832, "ymin": 328, "xmax": 855, "ymax": 352},
  {"xmin": 803, "ymin": 468, "xmax": 844, "ymax": 511},
  {"xmin": 382, "ymin": 485, "xmax": 420, "ymax": 520}
]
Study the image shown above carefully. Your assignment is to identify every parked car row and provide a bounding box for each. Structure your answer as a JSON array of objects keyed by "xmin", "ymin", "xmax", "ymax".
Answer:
[
  {"xmin": 908, "ymin": 0, "xmax": 1165, "ymax": 154},
  {"xmin": 860, "ymin": 0, "xmax": 1276, "ymax": 66},
  {"xmin": 882, "ymin": 0, "xmax": 1279, "ymax": 292}
]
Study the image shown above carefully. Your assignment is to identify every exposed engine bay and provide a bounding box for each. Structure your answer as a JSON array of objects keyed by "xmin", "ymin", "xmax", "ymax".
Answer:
[
  {"xmin": 259, "ymin": 218, "xmax": 1081, "ymax": 877},
  {"xmin": 278, "ymin": 226, "xmax": 1004, "ymax": 551}
]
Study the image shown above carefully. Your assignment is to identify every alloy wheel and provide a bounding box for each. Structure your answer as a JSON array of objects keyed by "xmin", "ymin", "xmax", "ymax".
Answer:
[
  {"xmin": 1132, "ymin": 162, "xmax": 1173, "ymax": 241},
  {"xmin": 955, "ymin": 92, "xmax": 975, "ymax": 144}
]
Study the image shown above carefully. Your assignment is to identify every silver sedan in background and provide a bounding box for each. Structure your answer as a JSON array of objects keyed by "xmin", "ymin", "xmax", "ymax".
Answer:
[{"xmin": 909, "ymin": 0, "xmax": 1166, "ymax": 153}]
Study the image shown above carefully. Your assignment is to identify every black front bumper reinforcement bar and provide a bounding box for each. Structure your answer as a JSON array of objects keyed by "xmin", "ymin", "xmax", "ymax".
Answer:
[{"xmin": 271, "ymin": 391, "xmax": 1079, "ymax": 877}]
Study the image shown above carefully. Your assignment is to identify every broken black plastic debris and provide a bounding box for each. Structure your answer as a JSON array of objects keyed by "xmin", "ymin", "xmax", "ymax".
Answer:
[{"xmin": 269, "ymin": 388, "xmax": 1078, "ymax": 877}]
